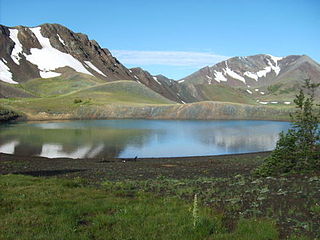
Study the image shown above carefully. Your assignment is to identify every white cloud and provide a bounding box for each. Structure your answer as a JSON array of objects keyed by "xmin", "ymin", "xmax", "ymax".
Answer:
[{"xmin": 111, "ymin": 50, "xmax": 229, "ymax": 67}]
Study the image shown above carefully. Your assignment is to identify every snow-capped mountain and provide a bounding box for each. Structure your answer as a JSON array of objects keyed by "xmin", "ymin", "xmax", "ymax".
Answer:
[
  {"xmin": 0, "ymin": 23, "xmax": 179, "ymax": 100},
  {"xmin": 0, "ymin": 24, "xmax": 135, "ymax": 83},
  {"xmin": 177, "ymin": 54, "xmax": 320, "ymax": 103},
  {"xmin": 181, "ymin": 54, "xmax": 320, "ymax": 87},
  {"xmin": 1, "ymin": 23, "xmax": 319, "ymax": 105}
]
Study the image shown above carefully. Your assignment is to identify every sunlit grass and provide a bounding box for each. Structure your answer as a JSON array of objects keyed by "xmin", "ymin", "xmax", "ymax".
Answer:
[{"xmin": 0, "ymin": 174, "xmax": 283, "ymax": 240}]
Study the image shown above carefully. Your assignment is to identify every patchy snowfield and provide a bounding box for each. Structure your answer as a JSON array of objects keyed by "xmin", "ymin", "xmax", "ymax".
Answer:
[
  {"xmin": 213, "ymin": 70, "xmax": 227, "ymax": 82},
  {"xmin": 244, "ymin": 71, "xmax": 258, "ymax": 81},
  {"xmin": 210, "ymin": 54, "xmax": 283, "ymax": 84},
  {"xmin": 0, "ymin": 59, "xmax": 18, "ymax": 84},
  {"xmin": 9, "ymin": 29, "xmax": 23, "ymax": 65},
  {"xmin": 84, "ymin": 61, "xmax": 107, "ymax": 77},
  {"xmin": 26, "ymin": 27, "xmax": 93, "ymax": 78}
]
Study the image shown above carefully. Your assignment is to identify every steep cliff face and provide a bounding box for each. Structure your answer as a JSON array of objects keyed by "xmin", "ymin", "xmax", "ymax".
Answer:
[{"xmin": 0, "ymin": 23, "xmax": 134, "ymax": 84}]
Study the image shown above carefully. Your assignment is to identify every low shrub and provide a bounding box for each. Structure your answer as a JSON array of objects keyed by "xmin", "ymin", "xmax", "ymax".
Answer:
[
  {"xmin": 0, "ymin": 107, "xmax": 21, "ymax": 122},
  {"xmin": 73, "ymin": 98, "xmax": 83, "ymax": 104}
]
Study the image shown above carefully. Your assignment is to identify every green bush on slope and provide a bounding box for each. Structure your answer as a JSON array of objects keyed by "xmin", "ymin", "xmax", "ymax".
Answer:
[{"xmin": 0, "ymin": 106, "xmax": 22, "ymax": 122}]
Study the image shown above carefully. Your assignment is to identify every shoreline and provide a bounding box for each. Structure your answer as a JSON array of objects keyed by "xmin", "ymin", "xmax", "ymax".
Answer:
[
  {"xmin": 4, "ymin": 117, "xmax": 292, "ymax": 124},
  {"xmin": 0, "ymin": 151, "xmax": 270, "ymax": 182},
  {"xmin": 1, "ymin": 100, "xmax": 294, "ymax": 123}
]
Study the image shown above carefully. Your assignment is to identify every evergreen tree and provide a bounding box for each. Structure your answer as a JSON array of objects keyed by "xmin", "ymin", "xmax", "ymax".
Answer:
[{"xmin": 256, "ymin": 79, "xmax": 320, "ymax": 176}]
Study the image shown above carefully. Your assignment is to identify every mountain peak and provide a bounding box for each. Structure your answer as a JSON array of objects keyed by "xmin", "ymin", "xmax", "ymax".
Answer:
[
  {"xmin": 181, "ymin": 54, "xmax": 319, "ymax": 87},
  {"xmin": 0, "ymin": 23, "xmax": 135, "ymax": 83}
]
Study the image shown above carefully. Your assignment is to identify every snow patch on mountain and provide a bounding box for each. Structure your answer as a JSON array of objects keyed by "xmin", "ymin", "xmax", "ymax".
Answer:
[
  {"xmin": 9, "ymin": 29, "xmax": 23, "ymax": 65},
  {"xmin": 0, "ymin": 59, "xmax": 18, "ymax": 84},
  {"xmin": 267, "ymin": 54, "xmax": 283, "ymax": 65},
  {"xmin": 244, "ymin": 71, "xmax": 258, "ymax": 81},
  {"xmin": 40, "ymin": 70, "xmax": 61, "ymax": 78},
  {"xmin": 244, "ymin": 60, "xmax": 279, "ymax": 80},
  {"xmin": 84, "ymin": 61, "xmax": 107, "ymax": 77},
  {"xmin": 57, "ymin": 34, "xmax": 65, "ymax": 45},
  {"xmin": 153, "ymin": 76, "xmax": 162, "ymax": 85},
  {"xmin": 266, "ymin": 59, "xmax": 280, "ymax": 75},
  {"xmin": 213, "ymin": 70, "xmax": 227, "ymax": 82},
  {"xmin": 256, "ymin": 66, "xmax": 272, "ymax": 78},
  {"xmin": 206, "ymin": 75, "xmax": 212, "ymax": 84},
  {"xmin": 223, "ymin": 67, "xmax": 246, "ymax": 83},
  {"xmin": 25, "ymin": 27, "xmax": 93, "ymax": 78},
  {"xmin": 220, "ymin": 61, "xmax": 245, "ymax": 83}
]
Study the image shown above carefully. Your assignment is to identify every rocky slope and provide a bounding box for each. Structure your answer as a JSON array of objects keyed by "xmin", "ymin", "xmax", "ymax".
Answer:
[
  {"xmin": 129, "ymin": 68, "xmax": 185, "ymax": 103},
  {"xmin": 0, "ymin": 23, "xmax": 134, "ymax": 84},
  {"xmin": 178, "ymin": 54, "xmax": 320, "ymax": 104},
  {"xmin": 0, "ymin": 23, "xmax": 183, "ymax": 103},
  {"xmin": 1, "ymin": 23, "xmax": 319, "ymax": 108}
]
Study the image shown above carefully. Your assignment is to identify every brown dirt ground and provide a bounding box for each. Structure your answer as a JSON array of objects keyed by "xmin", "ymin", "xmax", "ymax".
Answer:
[{"xmin": 0, "ymin": 152, "xmax": 269, "ymax": 182}]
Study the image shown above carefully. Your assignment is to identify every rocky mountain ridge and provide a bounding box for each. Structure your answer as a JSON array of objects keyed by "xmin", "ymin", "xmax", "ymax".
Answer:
[
  {"xmin": 1, "ymin": 23, "xmax": 320, "ymax": 105},
  {"xmin": 0, "ymin": 23, "xmax": 186, "ymax": 101},
  {"xmin": 177, "ymin": 54, "xmax": 320, "ymax": 104},
  {"xmin": 0, "ymin": 23, "xmax": 134, "ymax": 83}
]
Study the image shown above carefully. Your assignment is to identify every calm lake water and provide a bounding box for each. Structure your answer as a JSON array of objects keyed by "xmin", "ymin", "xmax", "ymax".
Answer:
[{"xmin": 0, "ymin": 119, "xmax": 291, "ymax": 159}]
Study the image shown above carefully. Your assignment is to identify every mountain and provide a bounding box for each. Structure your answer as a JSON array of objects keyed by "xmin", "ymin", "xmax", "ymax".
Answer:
[
  {"xmin": 178, "ymin": 54, "xmax": 320, "ymax": 104},
  {"xmin": 0, "ymin": 23, "xmax": 186, "ymax": 103},
  {"xmin": 129, "ymin": 67, "xmax": 186, "ymax": 103},
  {"xmin": 1, "ymin": 23, "xmax": 320, "ymax": 121},
  {"xmin": 0, "ymin": 23, "xmax": 138, "ymax": 84}
]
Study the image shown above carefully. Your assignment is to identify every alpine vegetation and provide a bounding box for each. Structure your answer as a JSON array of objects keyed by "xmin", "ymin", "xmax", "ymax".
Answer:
[
  {"xmin": 192, "ymin": 193, "xmax": 199, "ymax": 228},
  {"xmin": 256, "ymin": 79, "xmax": 320, "ymax": 176}
]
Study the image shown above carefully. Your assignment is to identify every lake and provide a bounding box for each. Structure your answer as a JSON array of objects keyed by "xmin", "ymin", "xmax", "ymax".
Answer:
[{"xmin": 0, "ymin": 119, "xmax": 291, "ymax": 159}]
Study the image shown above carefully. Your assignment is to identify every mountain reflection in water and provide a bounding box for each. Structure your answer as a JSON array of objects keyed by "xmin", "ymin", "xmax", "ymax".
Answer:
[{"xmin": 0, "ymin": 120, "xmax": 291, "ymax": 158}]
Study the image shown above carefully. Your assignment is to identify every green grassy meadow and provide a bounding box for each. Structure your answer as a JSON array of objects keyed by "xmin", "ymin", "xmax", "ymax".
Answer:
[
  {"xmin": 19, "ymin": 74, "xmax": 104, "ymax": 97},
  {"xmin": 0, "ymin": 80, "xmax": 173, "ymax": 117},
  {"xmin": 198, "ymin": 84, "xmax": 256, "ymax": 105},
  {"xmin": 1, "ymin": 173, "xmax": 319, "ymax": 239},
  {"xmin": 0, "ymin": 174, "xmax": 283, "ymax": 240}
]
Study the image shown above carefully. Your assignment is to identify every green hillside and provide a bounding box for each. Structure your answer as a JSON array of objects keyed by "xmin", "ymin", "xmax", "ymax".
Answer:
[
  {"xmin": 0, "ymin": 81, "xmax": 35, "ymax": 98},
  {"xmin": 0, "ymin": 81, "xmax": 174, "ymax": 117},
  {"xmin": 198, "ymin": 84, "xmax": 256, "ymax": 104},
  {"xmin": 20, "ymin": 73, "xmax": 105, "ymax": 97}
]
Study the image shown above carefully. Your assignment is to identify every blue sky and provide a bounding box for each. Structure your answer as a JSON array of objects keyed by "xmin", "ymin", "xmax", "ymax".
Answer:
[{"xmin": 1, "ymin": 0, "xmax": 319, "ymax": 79}]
